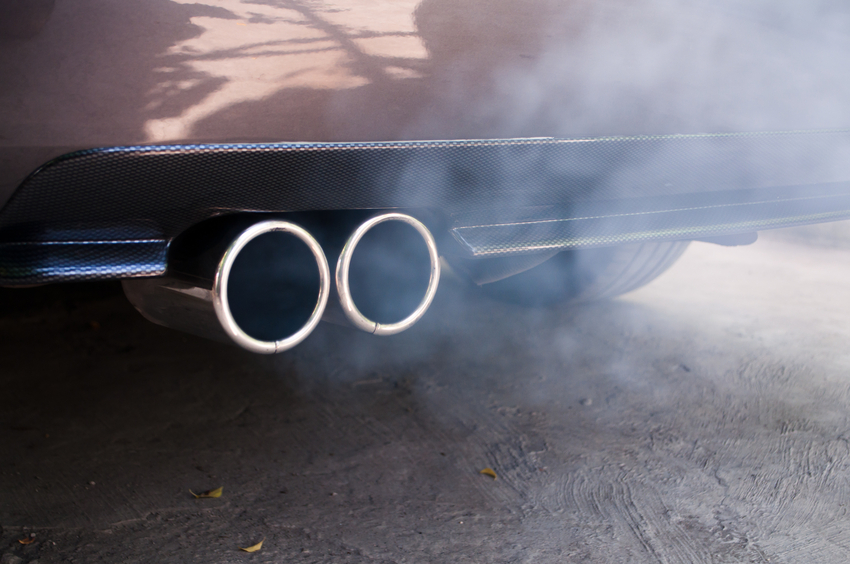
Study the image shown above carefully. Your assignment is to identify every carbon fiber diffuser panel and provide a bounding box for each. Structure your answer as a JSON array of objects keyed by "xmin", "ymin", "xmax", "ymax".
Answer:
[
  {"xmin": 1, "ymin": 131, "xmax": 850, "ymax": 284},
  {"xmin": 3, "ymin": 131, "xmax": 850, "ymax": 239},
  {"xmin": 0, "ymin": 240, "xmax": 167, "ymax": 284},
  {"xmin": 451, "ymin": 184, "xmax": 850, "ymax": 256}
]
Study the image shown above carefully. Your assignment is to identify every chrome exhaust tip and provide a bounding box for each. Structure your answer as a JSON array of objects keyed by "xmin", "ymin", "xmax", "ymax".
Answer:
[
  {"xmin": 335, "ymin": 213, "xmax": 440, "ymax": 335},
  {"xmin": 124, "ymin": 220, "xmax": 330, "ymax": 353},
  {"xmin": 213, "ymin": 220, "xmax": 331, "ymax": 353}
]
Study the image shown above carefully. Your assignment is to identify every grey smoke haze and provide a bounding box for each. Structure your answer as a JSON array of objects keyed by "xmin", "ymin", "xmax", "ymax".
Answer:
[
  {"xmin": 325, "ymin": 0, "xmax": 850, "ymax": 378},
  {"xmin": 385, "ymin": 0, "xmax": 850, "ymax": 259},
  {"xmin": 411, "ymin": 0, "xmax": 850, "ymax": 138}
]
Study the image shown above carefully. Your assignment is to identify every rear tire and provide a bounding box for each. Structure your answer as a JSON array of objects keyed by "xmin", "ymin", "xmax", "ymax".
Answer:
[{"xmin": 476, "ymin": 241, "xmax": 690, "ymax": 306}]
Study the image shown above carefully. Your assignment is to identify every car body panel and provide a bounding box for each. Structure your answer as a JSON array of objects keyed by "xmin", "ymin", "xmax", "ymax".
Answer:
[{"xmin": 2, "ymin": 0, "xmax": 849, "ymax": 284}]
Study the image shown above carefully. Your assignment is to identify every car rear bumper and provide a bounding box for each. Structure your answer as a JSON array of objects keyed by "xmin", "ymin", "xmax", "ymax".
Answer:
[{"xmin": 2, "ymin": 130, "xmax": 850, "ymax": 285}]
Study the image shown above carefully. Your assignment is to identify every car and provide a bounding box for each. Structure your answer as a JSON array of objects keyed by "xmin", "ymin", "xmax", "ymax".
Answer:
[{"xmin": 2, "ymin": 0, "xmax": 849, "ymax": 353}]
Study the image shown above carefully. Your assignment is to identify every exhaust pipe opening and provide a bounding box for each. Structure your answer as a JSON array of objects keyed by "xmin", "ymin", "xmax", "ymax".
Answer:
[
  {"xmin": 336, "ymin": 213, "xmax": 440, "ymax": 335},
  {"xmin": 216, "ymin": 221, "xmax": 330, "ymax": 352},
  {"xmin": 123, "ymin": 220, "xmax": 330, "ymax": 353}
]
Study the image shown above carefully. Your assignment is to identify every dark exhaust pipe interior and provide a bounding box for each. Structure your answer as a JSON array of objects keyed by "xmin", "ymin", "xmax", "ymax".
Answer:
[
  {"xmin": 334, "ymin": 213, "xmax": 441, "ymax": 335},
  {"xmin": 226, "ymin": 229, "xmax": 323, "ymax": 343}
]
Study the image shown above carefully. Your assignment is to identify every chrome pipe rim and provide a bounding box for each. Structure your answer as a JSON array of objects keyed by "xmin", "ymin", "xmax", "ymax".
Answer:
[
  {"xmin": 212, "ymin": 220, "xmax": 331, "ymax": 354},
  {"xmin": 336, "ymin": 213, "xmax": 441, "ymax": 336}
]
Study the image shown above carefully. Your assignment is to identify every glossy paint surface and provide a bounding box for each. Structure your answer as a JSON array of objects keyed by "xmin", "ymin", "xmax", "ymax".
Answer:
[{"xmin": 2, "ymin": 0, "xmax": 849, "ymax": 208}]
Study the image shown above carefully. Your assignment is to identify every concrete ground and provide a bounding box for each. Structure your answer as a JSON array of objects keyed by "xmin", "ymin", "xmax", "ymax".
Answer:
[{"xmin": 2, "ymin": 222, "xmax": 850, "ymax": 563}]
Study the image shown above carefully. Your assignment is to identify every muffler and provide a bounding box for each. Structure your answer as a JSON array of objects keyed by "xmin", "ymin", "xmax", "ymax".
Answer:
[
  {"xmin": 332, "ymin": 213, "xmax": 440, "ymax": 335},
  {"xmin": 123, "ymin": 220, "xmax": 330, "ymax": 353}
]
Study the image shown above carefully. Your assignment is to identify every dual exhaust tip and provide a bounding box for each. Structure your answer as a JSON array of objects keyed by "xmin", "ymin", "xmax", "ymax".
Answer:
[{"xmin": 123, "ymin": 213, "xmax": 441, "ymax": 353}]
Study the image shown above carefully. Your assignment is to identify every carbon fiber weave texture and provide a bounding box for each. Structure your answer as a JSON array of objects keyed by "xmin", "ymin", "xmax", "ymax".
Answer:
[
  {"xmin": 1, "ymin": 131, "xmax": 850, "ymax": 284},
  {"xmin": 3, "ymin": 132, "xmax": 849, "ymax": 241}
]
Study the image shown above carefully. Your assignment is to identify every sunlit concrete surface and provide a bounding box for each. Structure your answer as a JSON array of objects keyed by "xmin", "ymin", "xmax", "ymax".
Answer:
[{"xmin": 2, "ymin": 226, "xmax": 850, "ymax": 562}]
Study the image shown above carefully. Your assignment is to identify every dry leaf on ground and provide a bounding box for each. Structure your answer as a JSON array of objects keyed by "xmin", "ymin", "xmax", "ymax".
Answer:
[
  {"xmin": 239, "ymin": 538, "xmax": 265, "ymax": 553},
  {"xmin": 190, "ymin": 486, "xmax": 223, "ymax": 498},
  {"xmin": 479, "ymin": 468, "xmax": 497, "ymax": 479},
  {"xmin": 18, "ymin": 536, "xmax": 36, "ymax": 545}
]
